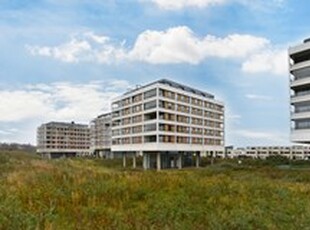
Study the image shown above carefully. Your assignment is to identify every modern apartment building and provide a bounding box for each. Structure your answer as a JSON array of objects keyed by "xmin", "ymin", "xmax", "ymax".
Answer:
[
  {"xmin": 111, "ymin": 79, "xmax": 225, "ymax": 170},
  {"xmin": 226, "ymin": 146, "xmax": 310, "ymax": 160},
  {"xmin": 289, "ymin": 39, "xmax": 310, "ymax": 143},
  {"xmin": 90, "ymin": 113, "xmax": 112, "ymax": 158},
  {"xmin": 37, "ymin": 121, "xmax": 90, "ymax": 158}
]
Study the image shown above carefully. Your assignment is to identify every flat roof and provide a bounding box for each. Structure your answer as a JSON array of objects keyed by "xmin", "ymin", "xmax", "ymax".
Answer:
[
  {"xmin": 42, "ymin": 121, "xmax": 89, "ymax": 128},
  {"xmin": 123, "ymin": 79, "xmax": 215, "ymax": 99},
  {"xmin": 97, "ymin": 112, "xmax": 112, "ymax": 119}
]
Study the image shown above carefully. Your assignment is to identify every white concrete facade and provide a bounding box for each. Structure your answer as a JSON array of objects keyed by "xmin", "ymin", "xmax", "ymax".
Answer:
[
  {"xmin": 37, "ymin": 121, "xmax": 90, "ymax": 158},
  {"xmin": 289, "ymin": 39, "xmax": 310, "ymax": 143},
  {"xmin": 227, "ymin": 146, "xmax": 310, "ymax": 160},
  {"xmin": 111, "ymin": 79, "xmax": 225, "ymax": 169}
]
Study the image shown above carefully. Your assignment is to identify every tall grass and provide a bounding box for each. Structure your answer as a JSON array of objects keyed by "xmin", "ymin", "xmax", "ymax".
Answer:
[{"xmin": 1, "ymin": 152, "xmax": 310, "ymax": 229}]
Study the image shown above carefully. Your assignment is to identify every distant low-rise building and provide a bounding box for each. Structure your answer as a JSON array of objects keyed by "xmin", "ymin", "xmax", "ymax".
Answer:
[
  {"xmin": 37, "ymin": 121, "xmax": 90, "ymax": 159},
  {"xmin": 226, "ymin": 146, "xmax": 310, "ymax": 160},
  {"xmin": 90, "ymin": 113, "xmax": 112, "ymax": 158}
]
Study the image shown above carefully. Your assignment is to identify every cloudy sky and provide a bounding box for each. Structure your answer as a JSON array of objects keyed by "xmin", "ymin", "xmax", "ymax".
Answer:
[{"xmin": 0, "ymin": 0, "xmax": 308, "ymax": 146}]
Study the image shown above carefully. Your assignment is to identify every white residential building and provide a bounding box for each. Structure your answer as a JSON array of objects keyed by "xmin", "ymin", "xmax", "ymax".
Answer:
[
  {"xmin": 111, "ymin": 79, "xmax": 225, "ymax": 170},
  {"xmin": 289, "ymin": 39, "xmax": 310, "ymax": 143},
  {"xmin": 37, "ymin": 121, "xmax": 90, "ymax": 159},
  {"xmin": 226, "ymin": 146, "xmax": 310, "ymax": 160},
  {"xmin": 90, "ymin": 113, "xmax": 112, "ymax": 158}
]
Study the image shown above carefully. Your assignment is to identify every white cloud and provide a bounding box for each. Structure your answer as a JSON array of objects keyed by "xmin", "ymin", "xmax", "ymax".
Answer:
[
  {"xmin": 0, "ymin": 80, "xmax": 130, "ymax": 123},
  {"xmin": 27, "ymin": 39, "xmax": 92, "ymax": 63},
  {"xmin": 128, "ymin": 27, "xmax": 269, "ymax": 64},
  {"xmin": 242, "ymin": 50, "xmax": 288, "ymax": 75},
  {"xmin": 27, "ymin": 32, "xmax": 126, "ymax": 64},
  {"xmin": 27, "ymin": 27, "xmax": 268, "ymax": 62},
  {"xmin": 245, "ymin": 94, "xmax": 272, "ymax": 101},
  {"xmin": 147, "ymin": 0, "xmax": 286, "ymax": 10},
  {"xmin": 148, "ymin": 0, "xmax": 227, "ymax": 10},
  {"xmin": 26, "ymin": 27, "xmax": 287, "ymax": 76}
]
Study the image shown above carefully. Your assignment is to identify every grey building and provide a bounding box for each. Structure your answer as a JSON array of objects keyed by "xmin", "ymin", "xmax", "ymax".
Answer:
[
  {"xmin": 37, "ymin": 121, "xmax": 90, "ymax": 158},
  {"xmin": 289, "ymin": 39, "xmax": 310, "ymax": 143},
  {"xmin": 90, "ymin": 113, "xmax": 112, "ymax": 158}
]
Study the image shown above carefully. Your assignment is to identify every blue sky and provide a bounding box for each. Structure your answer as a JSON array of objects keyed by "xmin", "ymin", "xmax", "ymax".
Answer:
[{"xmin": 0, "ymin": 0, "xmax": 308, "ymax": 146}]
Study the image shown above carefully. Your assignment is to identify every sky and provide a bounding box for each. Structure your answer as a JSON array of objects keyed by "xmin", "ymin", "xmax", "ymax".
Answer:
[{"xmin": 0, "ymin": 0, "xmax": 309, "ymax": 146}]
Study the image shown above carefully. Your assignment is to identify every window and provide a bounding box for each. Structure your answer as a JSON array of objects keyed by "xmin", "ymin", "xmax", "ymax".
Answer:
[
  {"xmin": 177, "ymin": 125, "xmax": 189, "ymax": 133},
  {"xmin": 132, "ymin": 94, "xmax": 142, "ymax": 103},
  {"xmin": 159, "ymin": 100, "xmax": 175, "ymax": 110},
  {"xmin": 144, "ymin": 135, "xmax": 157, "ymax": 143},
  {"xmin": 177, "ymin": 136, "xmax": 190, "ymax": 144},
  {"xmin": 177, "ymin": 94, "xmax": 190, "ymax": 103},
  {"xmin": 159, "ymin": 135, "xmax": 175, "ymax": 143},
  {"xmin": 177, "ymin": 104, "xmax": 190, "ymax": 113},
  {"xmin": 144, "ymin": 112, "xmax": 157, "ymax": 121},
  {"xmin": 159, "ymin": 112, "xmax": 175, "ymax": 121},
  {"xmin": 144, "ymin": 89, "xmax": 157, "ymax": 99},
  {"xmin": 132, "ymin": 136, "xmax": 142, "ymax": 144},
  {"xmin": 132, "ymin": 125, "xmax": 142, "ymax": 134},
  {"xmin": 122, "ymin": 98, "xmax": 131, "ymax": 106},
  {"xmin": 159, "ymin": 123, "xmax": 175, "ymax": 132},
  {"xmin": 121, "ymin": 128, "xmax": 131, "ymax": 135},
  {"xmin": 296, "ymin": 119, "xmax": 310, "ymax": 129},
  {"xmin": 144, "ymin": 100, "xmax": 157, "ymax": 110},
  {"xmin": 144, "ymin": 123, "xmax": 157, "ymax": 132},
  {"xmin": 132, "ymin": 115, "xmax": 142, "ymax": 123},
  {"xmin": 159, "ymin": 89, "xmax": 175, "ymax": 99},
  {"xmin": 132, "ymin": 104, "xmax": 142, "ymax": 113}
]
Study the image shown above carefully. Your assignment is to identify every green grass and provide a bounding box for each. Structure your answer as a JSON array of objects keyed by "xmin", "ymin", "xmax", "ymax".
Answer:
[{"xmin": 2, "ymin": 152, "xmax": 310, "ymax": 229}]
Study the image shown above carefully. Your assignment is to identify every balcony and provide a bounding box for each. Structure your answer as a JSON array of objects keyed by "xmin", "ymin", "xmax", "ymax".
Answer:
[
  {"xmin": 291, "ymin": 77, "xmax": 310, "ymax": 88},
  {"xmin": 290, "ymin": 60, "xmax": 310, "ymax": 72},
  {"xmin": 291, "ymin": 111, "xmax": 310, "ymax": 120},
  {"xmin": 291, "ymin": 94, "xmax": 310, "ymax": 104},
  {"xmin": 291, "ymin": 129, "xmax": 310, "ymax": 143}
]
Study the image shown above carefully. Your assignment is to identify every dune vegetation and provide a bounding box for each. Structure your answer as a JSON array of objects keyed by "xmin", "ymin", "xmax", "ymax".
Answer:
[{"xmin": 1, "ymin": 151, "xmax": 310, "ymax": 229}]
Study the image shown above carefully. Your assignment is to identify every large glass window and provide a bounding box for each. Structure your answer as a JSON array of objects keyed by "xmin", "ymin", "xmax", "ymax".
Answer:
[
  {"xmin": 159, "ymin": 89, "xmax": 175, "ymax": 99},
  {"xmin": 144, "ymin": 135, "xmax": 157, "ymax": 143},
  {"xmin": 132, "ymin": 125, "xmax": 142, "ymax": 134},
  {"xmin": 144, "ymin": 123, "xmax": 157, "ymax": 132},
  {"xmin": 144, "ymin": 100, "xmax": 157, "ymax": 110},
  {"xmin": 159, "ymin": 100, "xmax": 175, "ymax": 110},
  {"xmin": 144, "ymin": 89, "xmax": 157, "ymax": 99},
  {"xmin": 295, "ymin": 103, "xmax": 310, "ymax": 113},
  {"xmin": 296, "ymin": 119, "xmax": 310, "ymax": 129}
]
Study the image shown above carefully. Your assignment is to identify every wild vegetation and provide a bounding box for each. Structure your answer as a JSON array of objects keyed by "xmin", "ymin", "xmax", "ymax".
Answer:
[{"xmin": 1, "ymin": 151, "xmax": 310, "ymax": 229}]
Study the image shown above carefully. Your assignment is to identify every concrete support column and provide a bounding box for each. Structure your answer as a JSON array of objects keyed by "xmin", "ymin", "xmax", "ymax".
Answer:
[
  {"xmin": 177, "ymin": 152, "xmax": 183, "ymax": 169},
  {"xmin": 157, "ymin": 152, "xmax": 161, "ymax": 171},
  {"xmin": 302, "ymin": 151, "xmax": 305, "ymax": 160},
  {"xmin": 133, "ymin": 153, "xmax": 136, "ymax": 169},
  {"xmin": 196, "ymin": 152, "xmax": 201, "ymax": 168},
  {"xmin": 143, "ymin": 153, "xmax": 149, "ymax": 170},
  {"xmin": 123, "ymin": 153, "xmax": 126, "ymax": 168}
]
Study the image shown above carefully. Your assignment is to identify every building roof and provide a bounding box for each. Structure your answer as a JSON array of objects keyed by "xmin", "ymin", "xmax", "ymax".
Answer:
[
  {"xmin": 43, "ymin": 121, "xmax": 89, "ymax": 128},
  {"xmin": 97, "ymin": 112, "xmax": 112, "ymax": 119},
  {"xmin": 123, "ymin": 79, "xmax": 215, "ymax": 99}
]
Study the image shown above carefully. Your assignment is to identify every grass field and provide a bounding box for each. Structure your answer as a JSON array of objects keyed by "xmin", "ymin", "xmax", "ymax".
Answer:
[{"xmin": 1, "ymin": 151, "xmax": 310, "ymax": 229}]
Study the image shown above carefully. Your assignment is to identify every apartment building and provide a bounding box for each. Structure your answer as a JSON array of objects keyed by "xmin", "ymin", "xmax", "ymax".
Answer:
[
  {"xmin": 37, "ymin": 121, "xmax": 90, "ymax": 159},
  {"xmin": 90, "ymin": 113, "xmax": 112, "ymax": 158},
  {"xmin": 226, "ymin": 146, "xmax": 310, "ymax": 160},
  {"xmin": 289, "ymin": 39, "xmax": 310, "ymax": 143},
  {"xmin": 111, "ymin": 79, "xmax": 225, "ymax": 170}
]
